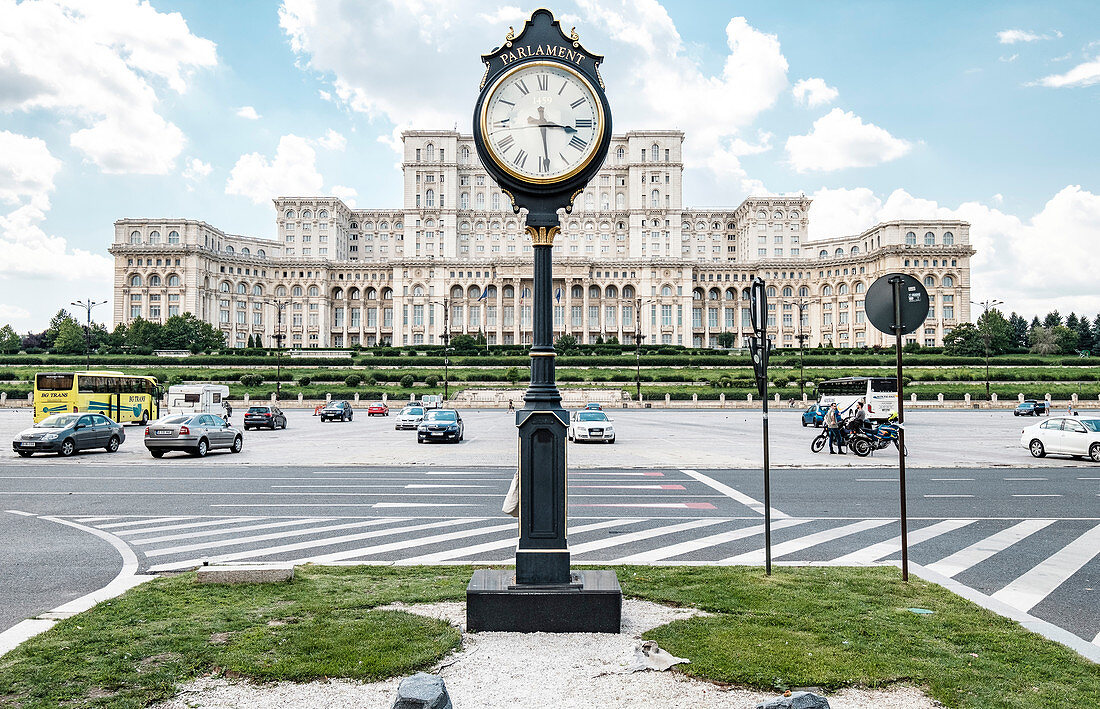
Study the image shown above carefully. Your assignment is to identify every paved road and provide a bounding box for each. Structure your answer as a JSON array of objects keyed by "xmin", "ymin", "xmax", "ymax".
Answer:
[{"xmin": 2, "ymin": 460, "xmax": 1097, "ymax": 649}]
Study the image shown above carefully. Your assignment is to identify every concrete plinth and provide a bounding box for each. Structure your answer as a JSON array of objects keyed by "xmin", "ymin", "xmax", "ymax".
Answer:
[
  {"xmin": 466, "ymin": 568, "xmax": 621, "ymax": 633},
  {"xmin": 196, "ymin": 564, "xmax": 294, "ymax": 584}
]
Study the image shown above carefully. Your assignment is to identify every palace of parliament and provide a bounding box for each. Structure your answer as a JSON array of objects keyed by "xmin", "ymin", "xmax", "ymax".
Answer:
[{"xmin": 110, "ymin": 129, "xmax": 974, "ymax": 350}]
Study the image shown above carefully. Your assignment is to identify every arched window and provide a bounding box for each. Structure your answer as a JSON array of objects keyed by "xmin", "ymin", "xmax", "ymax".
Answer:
[
  {"xmin": 130, "ymin": 274, "xmax": 143, "ymax": 287},
  {"xmin": 129, "ymin": 230, "xmax": 141, "ymax": 244},
  {"xmin": 241, "ymin": 247, "xmax": 250, "ymax": 255},
  {"xmin": 850, "ymin": 246, "xmax": 859, "ymax": 254},
  {"xmin": 148, "ymin": 230, "xmax": 160, "ymax": 244},
  {"xmin": 491, "ymin": 192, "xmax": 500, "ymax": 211},
  {"xmin": 252, "ymin": 285, "xmax": 263, "ymax": 296},
  {"xmin": 365, "ymin": 288, "xmax": 376, "ymax": 299},
  {"xmin": 504, "ymin": 285, "xmax": 515, "ymax": 298},
  {"xmin": 838, "ymin": 283, "xmax": 849, "ymax": 295},
  {"xmin": 167, "ymin": 275, "xmax": 181, "ymax": 287},
  {"xmin": 257, "ymin": 249, "xmax": 266, "ymax": 258},
  {"xmin": 605, "ymin": 285, "xmax": 618, "ymax": 299},
  {"xmin": 349, "ymin": 288, "xmax": 360, "ymax": 300},
  {"xmin": 476, "ymin": 193, "xmax": 485, "ymax": 210},
  {"xmin": 943, "ymin": 231, "xmax": 954, "ymax": 245},
  {"xmin": 822, "ymin": 285, "xmax": 833, "ymax": 296},
  {"xmin": 522, "ymin": 287, "xmax": 531, "ymax": 299},
  {"xmin": 725, "ymin": 288, "xmax": 737, "ymax": 300},
  {"xmin": 468, "ymin": 285, "xmax": 481, "ymax": 299},
  {"xmin": 692, "ymin": 288, "xmax": 703, "ymax": 301},
  {"xmin": 799, "ymin": 286, "xmax": 810, "ymax": 297},
  {"xmin": 764, "ymin": 286, "xmax": 776, "ymax": 298},
  {"xmin": 486, "ymin": 285, "xmax": 497, "ymax": 298},
  {"xmin": 412, "ymin": 285, "xmax": 424, "ymax": 297},
  {"xmin": 168, "ymin": 230, "xmax": 179, "ymax": 244},
  {"xmin": 225, "ymin": 245, "xmax": 234, "ymax": 255},
  {"xmin": 276, "ymin": 286, "xmax": 287, "ymax": 297},
  {"xmin": 149, "ymin": 275, "xmax": 161, "ymax": 286},
  {"xmin": 773, "ymin": 211, "xmax": 784, "ymax": 219},
  {"xmin": 220, "ymin": 281, "xmax": 231, "ymax": 293},
  {"xmin": 451, "ymin": 285, "xmax": 464, "ymax": 299},
  {"xmin": 651, "ymin": 189, "xmax": 660, "ymax": 208},
  {"xmin": 332, "ymin": 287, "xmax": 344, "ymax": 299},
  {"xmin": 756, "ymin": 210, "xmax": 766, "ymax": 219},
  {"xmin": 571, "ymin": 285, "xmax": 583, "ymax": 299},
  {"xmin": 905, "ymin": 231, "xmax": 916, "ymax": 245},
  {"xmin": 301, "ymin": 209, "xmax": 312, "ymax": 219},
  {"xmin": 236, "ymin": 283, "xmax": 247, "ymax": 294},
  {"xmin": 426, "ymin": 189, "xmax": 435, "ymax": 208},
  {"xmin": 742, "ymin": 288, "xmax": 751, "ymax": 301},
  {"xmin": 285, "ymin": 209, "xmax": 296, "ymax": 219},
  {"xmin": 622, "ymin": 285, "xmax": 635, "ymax": 299},
  {"xmin": 589, "ymin": 285, "xmax": 601, "ymax": 299},
  {"xmin": 616, "ymin": 146, "xmax": 625, "ymax": 163},
  {"xmin": 585, "ymin": 192, "xmax": 594, "ymax": 210},
  {"xmin": 855, "ymin": 282, "xmax": 865, "ymax": 294},
  {"xmin": 350, "ymin": 222, "xmax": 358, "ymax": 230},
  {"xmin": 319, "ymin": 209, "xmax": 329, "ymax": 219},
  {"xmin": 425, "ymin": 143, "xmax": 435, "ymax": 161},
  {"xmin": 460, "ymin": 193, "xmax": 469, "ymax": 209},
  {"xmin": 709, "ymin": 288, "xmax": 720, "ymax": 300},
  {"xmin": 834, "ymin": 248, "xmax": 843, "ymax": 256},
  {"xmin": 308, "ymin": 286, "xmax": 319, "ymax": 297},
  {"xmin": 460, "ymin": 146, "xmax": 470, "ymax": 163},
  {"xmin": 925, "ymin": 231, "xmax": 935, "ymax": 245},
  {"xmin": 651, "ymin": 144, "xmax": 659, "ymax": 161},
  {"xmin": 382, "ymin": 288, "xmax": 393, "ymax": 300},
  {"xmin": 942, "ymin": 275, "xmax": 955, "ymax": 288},
  {"xmin": 292, "ymin": 286, "xmax": 303, "ymax": 296},
  {"xmin": 661, "ymin": 285, "xmax": 673, "ymax": 297},
  {"xmin": 616, "ymin": 193, "xmax": 625, "ymax": 209},
  {"xmin": 819, "ymin": 250, "xmax": 828, "ymax": 259},
  {"xmin": 923, "ymin": 276, "xmax": 935, "ymax": 288},
  {"xmin": 782, "ymin": 286, "xmax": 793, "ymax": 297}
]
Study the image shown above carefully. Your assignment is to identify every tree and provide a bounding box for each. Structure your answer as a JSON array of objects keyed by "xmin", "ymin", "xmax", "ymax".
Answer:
[
  {"xmin": 43, "ymin": 309, "xmax": 79, "ymax": 348},
  {"xmin": 1043, "ymin": 310, "xmax": 1062, "ymax": 328},
  {"xmin": 1052, "ymin": 325, "xmax": 1079, "ymax": 354},
  {"xmin": 1008, "ymin": 312, "xmax": 1030, "ymax": 349},
  {"xmin": 54, "ymin": 319, "xmax": 87, "ymax": 354},
  {"xmin": 0, "ymin": 324, "xmax": 21, "ymax": 353},
  {"xmin": 504, "ymin": 367, "xmax": 522, "ymax": 383},
  {"xmin": 944, "ymin": 322, "xmax": 983, "ymax": 356},
  {"xmin": 1030, "ymin": 315, "xmax": 1042, "ymax": 331},
  {"xmin": 449, "ymin": 334, "xmax": 477, "ymax": 353},
  {"xmin": 976, "ymin": 307, "xmax": 1013, "ymax": 355},
  {"xmin": 125, "ymin": 317, "xmax": 163, "ymax": 350},
  {"xmin": 246, "ymin": 334, "xmax": 255, "ymax": 348},
  {"xmin": 717, "ymin": 331, "xmax": 737, "ymax": 349},
  {"xmin": 108, "ymin": 323, "xmax": 127, "ymax": 349},
  {"xmin": 1029, "ymin": 326, "xmax": 1059, "ymax": 355},
  {"xmin": 1066, "ymin": 312, "xmax": 1080, "ymax": 333},
  {"xmin": 606, "ymin": 335, "xmax": 619, "ymax": 345},
  {"xmin": 554, "ymin": 334, "xmax": 578, "ymax": 351},
  {"xmin": 1075, "ymin": 315, "xmax": 1094, "ymax": 353},
  {"xmin": 1092, "ymin": 314, "xmax": 1100, "ymax": 353}
]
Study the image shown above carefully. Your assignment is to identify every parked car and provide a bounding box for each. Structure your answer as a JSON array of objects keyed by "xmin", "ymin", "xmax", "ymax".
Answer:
[
  {"xmin": 395, "ymin": 405, "xmax": 426, "ymax": 430},
  {"xmin": 320, "ymin": 401, "xmax": 354, "ymax": 422},
  {"xmin": 802, "ymin": 404, "xmax": 827, "ymax": 427},
  {"xmin": 13, "ymin": 413, "xmax": 126, "ymax": 457},
  {"xmin": 584, "ymin": 402, "xmax": 603, "ymax": 411},
  {"xmin": 417, "ymin": 409, "xmax": 464, "ymax": 443},
  {"xmin": 144, "ymin": 413, "xmax": 243, "ymax": 458},
  {"xmin": 1020, "ymin": 417, "xmax": 1100, "ymax": 461},
  {"xmin": 367, "ymin": 402, "xmax": 390, "ymax": 417},
  {"xmin": 1014, "ymin": 400, "xmax": 1049, "ymax": 416},
  {"xmin": 244, "ymin": 405, "xmax": 287, "ymax": 430},
  {"xmin": 568, "ymin": 410, "xmax": 615, "ymax": 444},
  {"xmin": 420, "ymin": 394, "xmax": 443, "ymax": 410}
]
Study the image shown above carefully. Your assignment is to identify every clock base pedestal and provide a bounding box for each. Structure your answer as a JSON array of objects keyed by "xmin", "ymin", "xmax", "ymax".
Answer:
[{"xmin": 466, "ymin": 568, "xmax": 622, "ymax": 633}]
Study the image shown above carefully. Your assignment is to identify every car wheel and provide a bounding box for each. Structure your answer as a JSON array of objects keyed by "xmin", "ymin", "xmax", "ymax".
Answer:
[
  {"xmin": 193, "ymin": 438, "xmax": 208, "ymax": 457},
  {"xmin": 608, "ymin": 438, "xmax": 615, "ymax": 444},
  {"xmin": 150, "ymin": 450, "xmax": 164, "ymax": 458},
  {"xmin": 1029, "ymin": 439, "xmax": 1045, "ymax": 458},
  {"xmin": 244, "ymin": 426, "xmax": 252, "ymax": 431},
  {"xmin": 17, "ymin": 451, "xmax": 32, "ymax": 457},
  {"xmin": 1090, "ymin": 443, "xmax": 1100, "ymax": 463},
  {"xmin": 281, "ymin": 419, "xmax": 287, "ymax": 429},
  {"xmin": 59, "ymin": 438, "xmax": 76, "ymax": 457},
  {"xmin": 105, "ymin": 435, "xmax": 120, "ymax": 453},
  {"xmin": 231, "ymin": 435, "xmax": 243, "ymax": 454},
  {"xmin": 801, "ymin": 419, "xmax": 807, "ymax": 427},
  {"xmin": 810, "ymin": 435, "xmax": 826, "ymax": 453},
  {"xmin": 417, "ymin": 437, "xmax": 425, "ymax": 444}
]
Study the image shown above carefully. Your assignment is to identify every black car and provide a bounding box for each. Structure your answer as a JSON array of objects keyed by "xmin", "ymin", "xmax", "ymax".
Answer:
[
  {"xmin": 320, "ymin": 400, "xmax": 354, "ymax": 422},
  {"xmin": 1015, "ymin": 400, "xmax": 1049, "ymax": 416},
  {"xmin": 417, "ymin": 409, "xmax": 464, "ymax": 443},
  {"xmin": 244, "ymin": 405, "xmax": 287, "ymax": 430}
]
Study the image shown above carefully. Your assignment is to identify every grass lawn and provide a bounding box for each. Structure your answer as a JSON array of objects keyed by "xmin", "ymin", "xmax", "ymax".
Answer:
[{"xmin": 0, "ymin": 566, "xmax": 1096, "ymax": 708}]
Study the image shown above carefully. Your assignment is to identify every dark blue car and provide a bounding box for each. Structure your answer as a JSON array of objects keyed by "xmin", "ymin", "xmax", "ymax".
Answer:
[{"xmin": 802, "ymin": 404, "xmax": 827, "ymax": 427}]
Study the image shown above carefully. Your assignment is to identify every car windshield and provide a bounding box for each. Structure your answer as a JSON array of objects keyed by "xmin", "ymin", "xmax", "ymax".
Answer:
[
  {"xmin": 35, "ymin": 414, "xmax": 80, "ymax": 428},
  {"xmin": 403, "ymin": 407, "xmax": 424, "ymax": 415},
  {"xmin": 1080, "ymin": 420, "xmax": 1100, "ymax": 432},
  {"xmin": 248, "ymin": 407, "xmax": 270, "ymax": 413},
  {"xmin": 425, "ymin": 410, "xmax": 457, "ymax": 422},
  {"xmin": 370, "ymin": 402, "xmax": 385, "ymax": 407},
  {"xmin": 160, "ymin": 415, "xmax": 193, "ymax": 424},
  {"xmin": 1018, "ymin": 403, "xmax": 1034, "ymax": 408},
  {"xmin": 578, "ymin": 412, "xmax": 608, "ymax": 421},
  {"xmin": 326, "ymin": 402, "xmax": 346, "ymax": 408}
]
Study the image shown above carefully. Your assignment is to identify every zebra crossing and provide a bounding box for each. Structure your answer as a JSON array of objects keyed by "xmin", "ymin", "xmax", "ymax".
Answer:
[{"xmin": 65, "ymin": 511, "xmax": 1100, "ymax": 645}]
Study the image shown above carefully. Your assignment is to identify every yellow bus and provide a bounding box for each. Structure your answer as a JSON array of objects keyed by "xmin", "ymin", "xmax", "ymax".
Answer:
[{"xmin": 33, "ymin": 371, "xmax": 162, "ymax": 424}]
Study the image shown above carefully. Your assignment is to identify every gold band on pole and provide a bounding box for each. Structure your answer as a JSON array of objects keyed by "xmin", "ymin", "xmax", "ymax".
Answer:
[
  {"xmin": 530, "ymin": 351, "xmax": 556, "ymax": 357},
  {"xmin": 525, "ymin": 225, "xmax": 560, "ymax": 246}
]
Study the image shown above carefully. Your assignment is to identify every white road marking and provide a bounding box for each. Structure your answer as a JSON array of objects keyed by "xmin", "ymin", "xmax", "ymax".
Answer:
[
  {"xmin": 1005, "ymin": 477, "xmax": 1047, "ymax": 481},
  {"xmin": 925, "ymin": 519, "xmax": 1056, "ymax": 578},
  {"xmin": 399, "ymin": 518, "xmax": 640, "ymax": 564},
  {"xmin": 287, "ymin": 522, "xmax": 519, "ymax": 565},
  {"xmin": 571, "ymin": 484, "xmax": 687, "ymax": 490},
  {"xmin": 1011, "ymin": 494, "xmax": 1062, "ymax": 498},
  {"xmin": 856, "ymin": 478, "xmax": 895, "ymax": 482},
  {"xmin": 924, "ymin": 495, "xmax": 974, "ymax": 498},
  {"xmin": 930, "ymin": 478, "xmax": 974, "ymax": 481},
  {"xmin": 722, "ymin": 519, "xmax": 895, "ymax": 564},
  {"xmin": 569, "ymin": 518, "xmax": 729, "ymax": 556},
  {"xmin": 615, "ymin": 518, "xmax": 812, "ymax": 564},
  {"xmin": 131, "ymin": 518, "xmax": 333, "ymax": 545},
  {"xmin": 990, "ymin": 523, "xmax": 1100, "ymax": 613},
  {"xmin": 830, "ymin": 519, "xmax": 977, "ymax": 564},
  {"xmin": 69, "ymin": 516, "xmax": 120, "ymax": 523},
  {"xmin": 144, "ymin": 517, "xmax": 412, "ymax": 557},
  {"xmin": 98, "ymin": 516, "xmax": 197, "ymax": 529},
  {"xmin": 373, "ymin": 502, "xmax": 480, "ymax": 508},
  {"xmin": 680, "ymin": 469, "xmax": 789, "ymax": 518},
  {"xmin": 404, "ymin": 484, "xmax": 496, "ymax": 489},
  {"xmin": 115, "ymin": 517, "xmax": 260, "ymax": 536},
  {"xmin": 147, "ymin": 518, "xmax": 482, "ymax": 572},
  {"xmin": 5, "ymin": 510, "xmax": 35, "ymax": 517},
  {"xmin": 1094, "ymin": 630, "xmax": 1100, "ymax": 647},
  {"xmin": 574, "ymin": 502, "xmax": 717, "ymax": 510},
  {"xmin": 571, "ymin": 471, "xmax": 666, "ymax": 477}
]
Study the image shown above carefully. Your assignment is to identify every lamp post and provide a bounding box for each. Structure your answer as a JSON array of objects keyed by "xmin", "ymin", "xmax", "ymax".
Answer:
[
  {"xmin": 633, "ymin": 298, "xmax": 656, "ymax": 403},
  {"xmin": 793, "ymin": 299, "xmax": 809, "ymax": 399},
  {"xmin": 430, "ymin": 299, "xmax": 450, "ymax": 400},
  {"xmin": 970, "ymin": 298, "xmax": 1003, "ymax": 401},
  {"xmin": 262, "ymin": 300, "xmax": 288, "ymax": 399},
  {"xmin": 70, "ymin": 299, "xmax": 108, "ymax": 370}
]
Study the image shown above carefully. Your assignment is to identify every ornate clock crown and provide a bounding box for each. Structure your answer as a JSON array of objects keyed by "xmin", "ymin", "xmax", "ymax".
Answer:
[{"xmin": 479, "ymin": 8, "xmax": 605, "ymax": 91}]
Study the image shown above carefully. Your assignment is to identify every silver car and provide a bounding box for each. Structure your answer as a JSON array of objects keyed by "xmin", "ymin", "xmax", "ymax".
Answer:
[
  {"xmin": 568, "ymin": 410, "xmax": 616, "ymax": 444},
  {"xmin": 395, "ymin": 405, "xmax": 426, "ymax": 430},
  {"xmin": 144, "ymin": 413, "xmax": 243, "ymax": 458},
  {"xmin": 13, "ymin": 413, "xmax": 126, "ymax": 457}
]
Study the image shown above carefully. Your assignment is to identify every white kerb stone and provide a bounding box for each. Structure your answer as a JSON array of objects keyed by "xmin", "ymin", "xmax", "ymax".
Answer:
[{"xmin": 196, "ymin": 564, "xmax": 294, "ymax": 584}]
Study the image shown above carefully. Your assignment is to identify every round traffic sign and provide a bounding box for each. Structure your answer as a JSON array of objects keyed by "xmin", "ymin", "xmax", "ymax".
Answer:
[{"xmin": 865, "ymin": 273, "xmax": 929, "ymax": 336}]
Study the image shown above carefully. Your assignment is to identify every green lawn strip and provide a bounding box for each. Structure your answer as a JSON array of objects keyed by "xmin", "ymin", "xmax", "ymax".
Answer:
[{"xmin": 1, "ymin": 566, "xmax": 1098, "ymax": 708}]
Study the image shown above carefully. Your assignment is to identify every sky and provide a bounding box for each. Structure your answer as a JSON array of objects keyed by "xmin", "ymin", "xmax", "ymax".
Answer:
[{"xmin": 1, "ymin": 0, "xmax": 1098, "ymax": 331}]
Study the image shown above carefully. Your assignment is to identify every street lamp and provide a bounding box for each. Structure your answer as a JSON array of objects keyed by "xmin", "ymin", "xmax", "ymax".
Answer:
[
  {"xmin": 70, "ymin": 299, "xmax": 108, "ymax": 370},
  {"xmin": 792, "ymin": 299, "xmax": 810, "ymax": 400},
  {"xmin": 430, "ymin": 298, "xmax": 451, "ymax": 400},
  {"xmin": 633, "ymin": 298, "xmax": 656, "ymax": 403},
  {"xmin": 262, "ymin": 299, "xmax": 288, "ymax": 399},
  {"xmin": 971, "ymin": 298, "xmax": 1003, "ymax": 401}
]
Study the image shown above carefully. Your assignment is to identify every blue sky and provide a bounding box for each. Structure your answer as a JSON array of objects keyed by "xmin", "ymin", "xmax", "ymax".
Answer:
[{"xmin": 1, "ymin": 0, "xmax": 1098, "ymax": 330}]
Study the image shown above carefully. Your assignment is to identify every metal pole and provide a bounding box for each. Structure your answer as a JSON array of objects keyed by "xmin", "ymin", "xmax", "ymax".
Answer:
[
  {"xmin": 635, "ymin": 298, "xmax": 641, "ymax": 402},
  {"xmin": 71, "ymin": 299, "xmax": 106, "ymax": 370},
  {"xmin": 761, "ymin": 348, "xmax": 772, "ymax": 576},
  {"xmin": 443, "ymin": 298, "xmax": 450, "ymax": 401},
  {"xmin": 891, "ymin": 276, "xmax": 909, "ymax": 582}
]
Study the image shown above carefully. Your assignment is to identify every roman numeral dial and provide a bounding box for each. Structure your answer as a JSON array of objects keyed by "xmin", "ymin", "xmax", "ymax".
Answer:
[{"xmin": 481, "ymin": 61, "xmax": 603, "ymax": 183}]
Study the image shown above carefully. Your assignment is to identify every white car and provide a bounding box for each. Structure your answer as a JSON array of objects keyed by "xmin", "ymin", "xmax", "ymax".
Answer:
[
  {"xmin": 568, "ymin": 410, "xmax": 615, "ymax": 444},
  {"xmin": 395, "ymin": 405, "xmax": 426, "ymax": 430},
  {"xmin": 1020, "ymin": 417, "xmax": 1100, "ymax": 462}
]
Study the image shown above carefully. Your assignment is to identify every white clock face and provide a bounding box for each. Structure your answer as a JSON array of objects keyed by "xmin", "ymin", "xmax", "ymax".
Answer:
[{"xmin": 482, "ymin": 62, "xmax": 602, "ymax": 183}]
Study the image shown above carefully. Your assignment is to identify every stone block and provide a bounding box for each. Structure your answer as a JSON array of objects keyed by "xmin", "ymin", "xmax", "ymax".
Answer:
[
  {"xmin": 392, "ymin": 673, "xmax": 452, "ymax": 709},
  {"xmin": 756, "ymin": 690, "xmax": 830, "ymax": 709},
  {"xmin": 196, "ymin": 564, "xmax": 294, "ymax": 584}
]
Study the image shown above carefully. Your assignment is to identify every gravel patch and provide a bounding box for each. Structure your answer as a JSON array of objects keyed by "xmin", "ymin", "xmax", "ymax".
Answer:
[{"xmin": 153, "ymin": 600, "xmax": 941, "ymax": 709}]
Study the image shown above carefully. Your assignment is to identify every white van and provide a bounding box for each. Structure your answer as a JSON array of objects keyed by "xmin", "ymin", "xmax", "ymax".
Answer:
[
  {"xmin": 164, "ymin": 384, "xmax": 231, "ymax": 417},
  {"xmin": 420, "ymin": 394, "xmax": 443, "ymax": 410}
]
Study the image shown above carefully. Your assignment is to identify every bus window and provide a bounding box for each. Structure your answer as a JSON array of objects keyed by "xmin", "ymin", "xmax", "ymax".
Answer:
[
  {"xmin": 36, "ymin": 373, "xmax": 73, "ymax": 390},
  {"xmin": 870, "ymin": 378, "xmax": 895, "ymax": 392}
]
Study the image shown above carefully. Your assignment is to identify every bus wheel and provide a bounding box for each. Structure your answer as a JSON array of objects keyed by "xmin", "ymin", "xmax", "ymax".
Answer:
[
  {"xmin": 105, "ymin": 436, "xmax": 120, "ymax": 453},
  {"xmin": 59, "ymin": 439, "xmax": 76, "ymax": 457},
  {"xmin": 139, "ymin": 411, "xmax": 149, "ymax": 426}
]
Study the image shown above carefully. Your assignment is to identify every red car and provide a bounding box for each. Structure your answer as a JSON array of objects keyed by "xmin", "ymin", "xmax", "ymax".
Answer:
[{"xmin": 367, "ymin": 402, "xmax": 389, "ymax": 417}]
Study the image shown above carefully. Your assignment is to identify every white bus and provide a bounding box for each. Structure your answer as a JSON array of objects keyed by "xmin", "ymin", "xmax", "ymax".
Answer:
[
  {"xmin": 164, "ymin": 384, "xmax": 230, "ymax": 417},
  {"xmin": 816, "ymin": 377, "xmax": 897, "ymax": 422}
]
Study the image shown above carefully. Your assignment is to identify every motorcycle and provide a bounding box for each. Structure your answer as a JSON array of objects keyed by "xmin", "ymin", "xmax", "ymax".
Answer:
[
  {"xmin": 810, "ymin": 425, "xmax": 862, "ymax": 454},
  {"xmin": 849, "ymin": 416, "xmax": 907, "ymax": 457}
]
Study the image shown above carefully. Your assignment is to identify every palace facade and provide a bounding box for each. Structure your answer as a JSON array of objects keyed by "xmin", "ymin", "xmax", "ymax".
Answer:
[{"xmin": 109, "ymin": 130, "xmax": 974, "ymax": 349}]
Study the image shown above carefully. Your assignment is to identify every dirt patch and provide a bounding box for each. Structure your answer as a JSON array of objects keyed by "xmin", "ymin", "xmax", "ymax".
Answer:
[{"xmin": 208, "ymin": 633, "xmax": 234, "ymax": 645}]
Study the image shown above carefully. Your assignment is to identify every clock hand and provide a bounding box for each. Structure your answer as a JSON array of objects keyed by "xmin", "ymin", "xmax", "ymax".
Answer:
[
  {"xmin": 540, "ymin": 125, "xmax": 549, "ymax": 165},
  {"xmin": 538, "ymin": 122, "xmax": 578, "ymax": 134}
]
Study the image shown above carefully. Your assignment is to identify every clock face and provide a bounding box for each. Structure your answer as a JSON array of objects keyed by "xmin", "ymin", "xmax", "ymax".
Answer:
[{"xmin": 481, "ymin": 61, "xmax": 603, "ymax": 184}]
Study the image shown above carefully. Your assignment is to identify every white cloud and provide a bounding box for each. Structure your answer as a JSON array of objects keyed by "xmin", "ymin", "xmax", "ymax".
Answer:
[
  {"xmin": 330, "ymin": 185, "xmax": 358, "ymax": 207},
  {"xmin": 0, "ymin": 304, "xmax": 31, "ymax": 321},
  {"xmin": 0, "ymin": 131, "xmax": 61, "ymax": 207},
  {"xmin": 182, "ymin": 158, "xmax": 212, "ymax": 183},
  {"xmin": 315, "ymin": 129, "xmax": 347, "ymax": 151},
  {"xmin": 226, "ymin": 135, "xmax": 324, "ymax": 204},
  {"xmin": 1032, "ymin": 56, "xmax": 1100, "ymax": 87},
  {"xmin": 807, "ymin": 184, "xmax": 1100, "ymax": 319},
  {"xmin": 791, "ymin": 77, "xmax": 838, "ymax": 107},
  {"xmin": 997, "ymin": 29, "xmax": 1062, "ymax": 44},
  {"xmin": 785, "ymin": 108, "xmax": 912, "ymax": 173},
  {"xmin": 0, "ymin": 0, "xmax": 216, "ymax": 174},
  {"xmin": 278, "ymin": 0, "xmax": 790, "ymax": 201},
  {"xmin": 236, "ymin": 106, "xmax": 261, "ymax": 120}
]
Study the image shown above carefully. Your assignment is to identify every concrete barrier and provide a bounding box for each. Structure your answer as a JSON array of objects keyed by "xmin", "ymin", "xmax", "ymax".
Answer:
[{"xmin": 196, "ymin": 564, "xmax": 294, "ymax": 584}]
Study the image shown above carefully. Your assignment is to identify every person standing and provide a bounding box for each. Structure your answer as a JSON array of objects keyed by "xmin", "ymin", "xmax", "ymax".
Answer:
[
  {"xmin": 224, "ymin": 400, "xmax": 232, "ymax": 422},
  {"xmin": 825, "ymin": 403, "xmax": 844, "ymax": 454}
]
